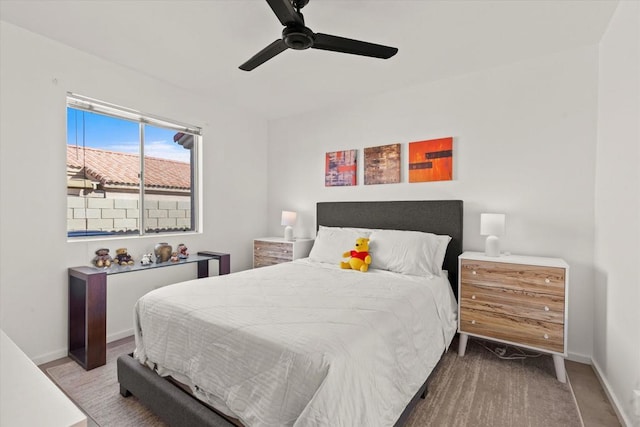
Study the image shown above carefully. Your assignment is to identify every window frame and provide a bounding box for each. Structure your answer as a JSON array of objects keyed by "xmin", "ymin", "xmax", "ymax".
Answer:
[{"xmin": 66, "ymin": 93, "xmax": 202, "ymax": 240}]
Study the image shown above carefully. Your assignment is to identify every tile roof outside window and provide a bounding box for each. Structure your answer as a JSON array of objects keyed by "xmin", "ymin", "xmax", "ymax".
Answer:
[{"xmin": 67, "ymin": 145, "xmax": 191, "ymax": 192}]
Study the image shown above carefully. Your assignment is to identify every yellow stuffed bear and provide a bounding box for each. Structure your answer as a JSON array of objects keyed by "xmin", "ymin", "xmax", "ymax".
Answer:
[{"xmin": 340, "ymin": 237, "xmax": 372, "ymax": 272}]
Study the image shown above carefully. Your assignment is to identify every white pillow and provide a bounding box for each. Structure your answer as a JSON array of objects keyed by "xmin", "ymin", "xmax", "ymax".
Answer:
[
  {"xmin": 308, "ymin": 226, "xmax": 374, "ymax": 265},
  {"xmin": 368, "ymin": 229, "xmax": 451, "ymax": 277}
]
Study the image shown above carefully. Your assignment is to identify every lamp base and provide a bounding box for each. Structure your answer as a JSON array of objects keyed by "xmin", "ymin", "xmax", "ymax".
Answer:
[
  {"xmin": 284, "ymin": 226, "xmax": 294, "ymax": 241},
  {"xmin": 484, "ymin": 235, "xmax": 500, "ymax": 257}
]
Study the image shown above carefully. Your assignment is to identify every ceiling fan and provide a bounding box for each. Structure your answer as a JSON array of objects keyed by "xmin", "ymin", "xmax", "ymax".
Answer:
[{"xmin": 239, "ymin": 0, "xmax": 398, "ymax": 71}]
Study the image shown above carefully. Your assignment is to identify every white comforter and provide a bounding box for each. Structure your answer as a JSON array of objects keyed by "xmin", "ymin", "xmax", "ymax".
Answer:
[{"xmin": 134, "ymin": 259, "xmax": 457, "ymax": 427}]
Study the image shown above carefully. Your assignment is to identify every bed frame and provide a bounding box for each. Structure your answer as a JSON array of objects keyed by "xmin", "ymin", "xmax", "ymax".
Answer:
[{"xmin": 118, "ymin": 200, "xmax": 463, "ymax": 427}]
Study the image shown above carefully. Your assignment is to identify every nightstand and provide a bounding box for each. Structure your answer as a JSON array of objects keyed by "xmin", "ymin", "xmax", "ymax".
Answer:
[
  {"xmin": 457, "ymin": 251, "xmax": 569, "ymax": 382},
  {"xmin": 253, "ymin": 237, "xmax": 314, "ymax": 268}
]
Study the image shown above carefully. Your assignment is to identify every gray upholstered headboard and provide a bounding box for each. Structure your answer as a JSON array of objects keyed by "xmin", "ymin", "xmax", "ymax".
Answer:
[{"xmin": 316, "ymin": 200, "xmax": 463, "ymax": 299}]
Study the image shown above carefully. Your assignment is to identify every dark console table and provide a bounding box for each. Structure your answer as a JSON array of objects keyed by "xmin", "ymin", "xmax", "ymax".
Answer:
[{"xmin": 68, "ymin": 251, "xmax": 230, "ymax": 370}]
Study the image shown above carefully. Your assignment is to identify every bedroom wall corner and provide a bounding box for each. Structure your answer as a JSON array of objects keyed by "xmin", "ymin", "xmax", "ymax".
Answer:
[
  {"xmin": 0, "ymin": 21, "xmax": 269, "ymax": 363},
  {"xmin": 593, "ymin": 1, "xmax": 640, "ymax": 426},
  {"xmin": 266, "ymin": 46, "xmax": 600, "ymax": 363}
]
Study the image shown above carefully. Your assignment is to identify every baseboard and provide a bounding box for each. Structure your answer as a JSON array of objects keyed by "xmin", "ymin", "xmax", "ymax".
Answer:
[
  {"xmin": 32, "ymin": 328, "xmax": 134, "ymax": 366},
  {"xmin": 32, "ymin": 348, "xmax": 68, "ymax": 366},
  {"xmin": 108, "ymin": 328, "xmax": 134, "ymax": 343},
  {"xmin": 565, "ymin": 375, "xmax": 586, "ymax": 427},
  {"xmin": 591, "ymin": 358, "xmax": 635, "ymax": 427},
  {"xmin": 567, "ymin": 351, "xmax": 592, "ymax": 365}
]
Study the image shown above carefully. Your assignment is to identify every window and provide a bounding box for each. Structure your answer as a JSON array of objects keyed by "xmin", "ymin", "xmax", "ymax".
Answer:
[{"xmin": 66, "ymin": 93, "xmax": 201, "ymax": 239}]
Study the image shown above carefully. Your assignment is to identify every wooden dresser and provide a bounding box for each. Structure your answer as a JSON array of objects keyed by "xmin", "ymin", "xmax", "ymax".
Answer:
[
  {"xmin": 253, "ymin": 237, "xmax": 314, "ymax": 268},
  {"xmin": 457, "ymin": 251, "xmax": 569, "ymax": 382}
]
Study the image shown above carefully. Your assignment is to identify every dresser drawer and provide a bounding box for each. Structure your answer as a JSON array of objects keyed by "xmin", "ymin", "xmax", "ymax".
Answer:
[
  {"xmin": 254, "ymin": 255, "xmax": 285, "ymax": 268},
  {"xmin": 461, "ymin": 261, "xmax": 565, "ymax": 296},
  {"xmin": 460, "ymin": 283, "xmax": 564, "ymax": 324},
  {"xmin": 254, "ymin": 241, "xmax": 293, "ymax": 267},
  {"xmin": 253, "ymin": 238, "xmax": 314, "ymax": 268},
  {"xmin": 460, "ymin": 308, "xmax": 564, "ymax": 353},
  {"xmin": 254, "ymin": 241, "xmax": 293, "ymax": 259}
]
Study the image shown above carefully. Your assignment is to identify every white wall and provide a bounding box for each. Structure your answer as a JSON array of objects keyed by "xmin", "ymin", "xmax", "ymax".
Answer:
[
  {"xmin": 0, "ymin": 22, "xmax": 269, "ymax": 363},
  {"xmin": 594, "ymin": 1, "xmax": 640, "ymax": 425},
  {"xmin": 268, "ymin": 46, "xmax": 599, "ymax": 360}
]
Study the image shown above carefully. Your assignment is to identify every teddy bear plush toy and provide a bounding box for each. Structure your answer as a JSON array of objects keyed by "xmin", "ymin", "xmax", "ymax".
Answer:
[
  {"xmin": 92, "ymin": 248, "xmax": 113, "ymax": 268},
  {"xmin": 114, "ymin": 248, "xmax": 134, "ymax": 265},
  {"xmin": 340, "ymin": 237, "xmax": 372, "ymax": 272}
]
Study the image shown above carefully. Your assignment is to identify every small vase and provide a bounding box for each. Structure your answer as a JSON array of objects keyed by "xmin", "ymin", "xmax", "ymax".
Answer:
[{"xmin": 154, "ymin": 242, "xmax": 172, "ymax": 263}]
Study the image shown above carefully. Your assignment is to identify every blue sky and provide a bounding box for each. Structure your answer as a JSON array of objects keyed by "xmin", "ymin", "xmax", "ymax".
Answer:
[{"xmin": 66, "ymin": 108, "xmax": 192, "ymax": 163}]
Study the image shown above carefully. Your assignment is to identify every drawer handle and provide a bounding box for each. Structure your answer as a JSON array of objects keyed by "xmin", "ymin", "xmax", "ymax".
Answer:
[
  {"xmin": 545, "ymin": 278, "xmax": 550, "ymax": 284},
  {"xmin": 471, "ymin": 320, "xmax": 476, "ymax": 325},
  {"xmin": 544, "ymin": 334, "xmax": 549, "ymax": 339},
  {"xmin": 472, "ymin": 270, "xmax": 477, "ymax": 275},
  {"xmin": 471, "ymin": 295, "xmax": 476, "ymax": 300},
  {"xmin": 544, "ymin": 306, "xmax": 550, "ymax": 312}
]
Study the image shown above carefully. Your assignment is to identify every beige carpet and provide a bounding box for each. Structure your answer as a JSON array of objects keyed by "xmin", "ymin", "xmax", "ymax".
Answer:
[
  {"xmin": 47, "ymin": 340, "xmax": 166, "ymax": 427},
  {"xmin": 47, "ymin": 337, "xmax": 582, "ymax": 427}
]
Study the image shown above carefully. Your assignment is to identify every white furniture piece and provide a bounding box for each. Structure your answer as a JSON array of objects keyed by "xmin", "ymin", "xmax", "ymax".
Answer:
[
  {"xmin": 253, "ymin": 237, "xmax": 314, "ymax": 268},
  {"xmin": 457, "ymin": 251, "xmax": 569, "ymax": 383},
  {"xmin": 1, "ymin": 330, "xmax": 87, "ymax": 427}
]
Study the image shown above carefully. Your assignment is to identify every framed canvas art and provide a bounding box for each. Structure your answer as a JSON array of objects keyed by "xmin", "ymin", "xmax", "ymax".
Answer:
[
  {"xmin": 408, "ymin": 137, "xmax": 453, "ymax": 182},
  {"xmin": 364, "ymin": 143, "xmax": 401, "ymax": 185},
  {"xmin": 325, "ymin": 149, "xmax": 357, "ymax": 186}
]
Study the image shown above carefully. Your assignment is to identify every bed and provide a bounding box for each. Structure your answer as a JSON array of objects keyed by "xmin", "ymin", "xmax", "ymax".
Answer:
[{"xmin": 118, "ymin": 200, "xmax": 463, "ymax": 426}]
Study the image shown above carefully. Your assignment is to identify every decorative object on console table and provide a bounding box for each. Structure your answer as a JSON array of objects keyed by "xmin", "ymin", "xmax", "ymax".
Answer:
[
  {"xmin": 154, "ymin": 242, "xmax": 172, "ymax": 263},
  {"xmin": 92, "ymin": 248, "xmax": 113, "ymax": 268},
  {"xmin": 114, "ymin": 248, "xmax": 134, "ymax": 266},
  {"xmin": 480, "ymin": 213, "xmax": 505, "ymax": 257},
  {"xmin": 253, "ymin": 237, "xmax": 314, "ymax": 268},
  {"xmin": 68, "ymin": 251, "xmax": 230, "ymax": 370},
  {"xmin": 281, "ymin": 210, "xmax": 297, "ymax": 241},
  {"xmin": 177, "ymin": 243, "xmax": 189, "ymax": 259},
  {"xmin": 457, "ymin": 251, "xmax": 569, "ymax": 382}
]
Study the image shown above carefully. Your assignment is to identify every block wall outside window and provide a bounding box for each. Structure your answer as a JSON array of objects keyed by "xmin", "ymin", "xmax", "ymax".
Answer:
[{"xmin": 67, "ymin": 196, "xmax": 191, "ymax": 233}]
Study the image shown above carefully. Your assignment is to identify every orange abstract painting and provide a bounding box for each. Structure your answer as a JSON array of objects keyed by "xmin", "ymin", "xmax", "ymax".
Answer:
[{"xmin": 408, "ymin": 137, "xmax": 453, "ymax": 182}]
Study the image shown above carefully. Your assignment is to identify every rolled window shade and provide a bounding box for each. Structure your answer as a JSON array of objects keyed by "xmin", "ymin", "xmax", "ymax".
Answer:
[{"xmin": 67, "ymin": 92, "xmax": 202, "ymax": 136}]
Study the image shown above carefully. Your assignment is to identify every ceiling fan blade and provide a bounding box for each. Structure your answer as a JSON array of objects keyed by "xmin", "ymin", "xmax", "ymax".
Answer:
[
  {"xmin": 313, "ymin": 33, "xmax": 398, "ymax": 59},
  {"xmin": 239, "ymin": 39, "xmax": 289, "ymax": 71},
  {"xmin": 266, "ymin": 0, "xmax": 304, "ymax": 26}
]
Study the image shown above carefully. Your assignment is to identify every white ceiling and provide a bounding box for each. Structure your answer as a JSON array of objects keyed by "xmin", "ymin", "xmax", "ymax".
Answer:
[{"xmin": 0, "ymin": 0, "xmax": 618, "ymax": 120}]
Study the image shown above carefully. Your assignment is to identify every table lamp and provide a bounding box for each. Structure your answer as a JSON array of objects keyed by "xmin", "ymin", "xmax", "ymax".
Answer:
[
  {"xmin": 480, "ymin": 213, "xmax": 505, "ymax": 257},
  {"xmin": 281, "ymin": 210, "xmax": 297, "ymax": 241}
]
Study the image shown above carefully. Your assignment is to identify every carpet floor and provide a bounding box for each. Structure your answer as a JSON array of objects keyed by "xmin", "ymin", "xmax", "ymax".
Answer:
[{"xmin": 47, "ymin": 337, "xmax": 582, "ymax": 427}]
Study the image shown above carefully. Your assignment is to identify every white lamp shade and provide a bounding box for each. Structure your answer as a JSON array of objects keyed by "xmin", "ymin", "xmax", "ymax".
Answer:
[
  {"xmin": 281, "ymin": 210, "xmax": 297, "ymax": 241},
  {"xmin": 481, "ymin": 213, "xmax": 505, "ymax": 257},
  {"xmin": 480, "ymin": 213, "xmax": 505, "ymax": 236},
  {"xmin": 281, "ymin": 211, "xmax": 297, "ymax": 226}
]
